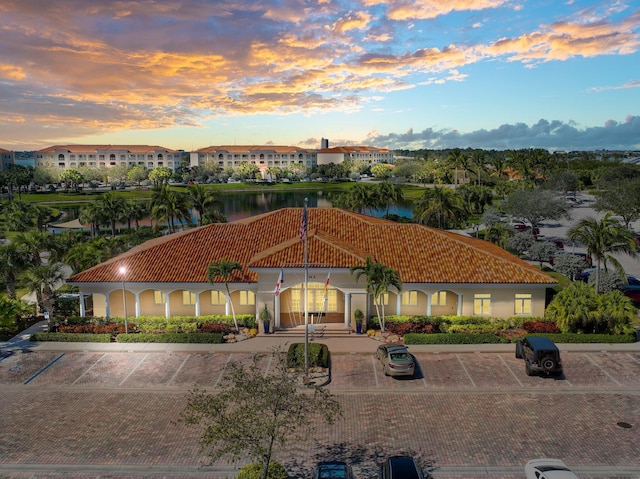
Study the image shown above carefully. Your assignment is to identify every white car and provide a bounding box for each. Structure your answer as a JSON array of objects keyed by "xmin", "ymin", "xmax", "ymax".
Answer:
[{"xmin": 525, "ymin": 459, "xmax": 580, "ymax": 479}]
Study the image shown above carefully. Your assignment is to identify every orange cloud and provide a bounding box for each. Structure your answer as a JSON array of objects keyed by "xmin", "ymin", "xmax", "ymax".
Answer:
[
  {"xmin": 0, "ymin": 64, "xmax": 26, "ymax": 80},
  {"xmin": 363, "ymin": 0, "xmax": 509, "ymax": 20}
]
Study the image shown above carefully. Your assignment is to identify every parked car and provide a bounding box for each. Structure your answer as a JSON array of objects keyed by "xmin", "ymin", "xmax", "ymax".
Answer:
[
  {"xmin": 313, "ymin": 461, "xmax": 354, "ymax": 479},
  {"xmin": 515, "ymin": 336, "xmax": 563, "ymax": 377},
  {"xmin": 376, "ymin": 344, "xmax": 415, "ymax": 377},
  {"xmin": 622, "ymin": 286, "xmax": 640, "ymax": 304},
  {"xmin": 380, "ymin": 456, "xmax": 424, "ymax": 479},
  {"xmin": 525, "ymin": 458, "xmax": 580, "ymax": 479}
]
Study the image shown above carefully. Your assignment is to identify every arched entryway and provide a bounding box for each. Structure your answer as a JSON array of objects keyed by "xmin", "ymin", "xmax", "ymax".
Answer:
[{"xmin": 278, "ymin": 282, "xmax": 343, "ymax": 327}]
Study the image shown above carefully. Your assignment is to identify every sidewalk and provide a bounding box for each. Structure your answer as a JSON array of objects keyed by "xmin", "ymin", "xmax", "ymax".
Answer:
[{"xmin": 2, "ymin": 321, "xmax": 639, "ymax": 354}]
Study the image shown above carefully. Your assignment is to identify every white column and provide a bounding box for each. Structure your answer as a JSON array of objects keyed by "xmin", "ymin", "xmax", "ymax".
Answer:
[
  {"xmin": 79, "ymin": 293, "xmax": 85, "ymax": 317},
  {"xmin": 456, "ymin": 293, "xmax": 462, "ymax": 316},
  {"xmin": 275, "ymin": 294, "xmax": 280, "ymax": 328},
  {"xmin": 426, "ymin": 292, "xmax": 432, "ymax": 316},
  {"xmin": 344, "ymin": 293, "xmax": 351, "ymax": 328},
  {"xmin": 396, "ymin": 293, "xmax": 401, "ymax": 315},
  {"xmin": 195, "ymin": 292, "xmax": 201, "ymax": 317},
  {"xmin": 135, "ymin": 292, "xmax": 140, "ymax": 318},
  {"xmin": 225, "ymin": 294, "xmax": 230, "ymax": 316},
  {"xmin": 105, "ymin": 293, "xmax": 110, "ymax": 318},
  {"xmin": 165, "ymin": 294, "xmax": 170, "ymax": 318}
]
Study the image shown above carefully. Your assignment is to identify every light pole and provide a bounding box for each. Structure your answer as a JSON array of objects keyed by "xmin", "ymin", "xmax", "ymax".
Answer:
[
  {"xmin": 119, "ymin": 266, "xmax": 128, "ymax": 334},
  {"xmin": 473, "ymin": 223, "xmax": 479, "ymax": 239}
]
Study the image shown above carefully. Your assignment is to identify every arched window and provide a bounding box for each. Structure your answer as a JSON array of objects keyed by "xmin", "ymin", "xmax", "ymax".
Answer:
[{"xmin": 290, "ymin": 282, "xmax": 337, "ymax": 312}]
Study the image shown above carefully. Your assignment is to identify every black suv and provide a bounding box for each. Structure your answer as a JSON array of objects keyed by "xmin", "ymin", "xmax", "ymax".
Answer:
[
  {"xmin": 380, "ymin": 456, "xmax": 424, "ymax": 479},
  {"xmin": 515, "ymin": 336, "xmax": 563, "ymax": 377}
]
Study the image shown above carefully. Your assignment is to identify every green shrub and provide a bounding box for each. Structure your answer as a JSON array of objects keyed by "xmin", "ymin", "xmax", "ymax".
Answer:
[
  {"xmin": 116, "ymin": 333, "xmax": 223, "ymax": 343},
  {"xmin": 30, "ymin": 332, "xmax": 112, "ymax": 342},
  {"xmin": 525, "ymin": 333, "xmax": 637, "ymax": 343},
  {"xmin": 286, "ymin": 342, "xmax": 330, "ymax": 368},
  {"xmin": 237, "ymin": 462, "xmax": 289, "ymax": 479}
]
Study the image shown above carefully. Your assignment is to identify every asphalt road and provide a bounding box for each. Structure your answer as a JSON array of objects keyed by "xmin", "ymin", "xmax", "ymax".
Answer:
[{"xmin": 1, "ymin": 348, "xmax": 640, "ymax": 479}]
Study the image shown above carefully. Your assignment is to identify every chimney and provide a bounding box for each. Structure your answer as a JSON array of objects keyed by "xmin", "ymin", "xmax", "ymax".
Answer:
[{"xmin": 321, "ymin": 138, "xmax": 329, "ymax": 149}]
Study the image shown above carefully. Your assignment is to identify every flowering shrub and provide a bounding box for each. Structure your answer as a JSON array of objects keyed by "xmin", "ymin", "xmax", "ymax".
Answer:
[
  {"xmin": 199, "ymin": 322, "xmax": 233, "ymax": 334},
  {"xmin": 523, "ymin": 320, "xmax": 560, "ymax": 334}
]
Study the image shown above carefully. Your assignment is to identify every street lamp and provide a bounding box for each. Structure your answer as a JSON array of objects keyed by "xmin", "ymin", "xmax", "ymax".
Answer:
[
  {"xmin": 119, "ymin": 266, "xmax": 128, "ymax": 334},
  {"xmin": 473, "ymin": 223, "xmax": 479, "ymax": 239}
]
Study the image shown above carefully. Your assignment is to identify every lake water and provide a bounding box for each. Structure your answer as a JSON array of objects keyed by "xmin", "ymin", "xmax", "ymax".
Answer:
[{"xmin": 59, "ymin": 189, "xmax": 414, "ymax": 225}]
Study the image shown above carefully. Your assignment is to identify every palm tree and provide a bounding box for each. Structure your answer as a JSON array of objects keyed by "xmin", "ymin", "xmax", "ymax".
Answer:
[
  {"xmin": 349, "ymin": 183, "xmax": 378, "ymax": 214},
  {"xmin": 568, "ymin": 212, "xmax": 637, "ymax": 294},
  {"xmin": 23, "ymin": 262, "xmax": 66, "ymax": 321},
  {"xmin": 469, "ymin": 150, "xmax": 486, "ymax": 185},
  {"xmin": 0, "ymin": 243, "xmax": 27, "ymax": 298},
  {"xmin": 375, "ymin": 182, "xmax": 404, "ymax": 216},
  {"xmin": 413, "ymin": 186, "xmax": 464, "ymax": 229},
  {"xmin": 99, "ymin": 191, "xmax": 126, "ymax": 236},
  {"xmin": 13, "ymin": 230, "xmax": 56, "ymax": 267},
  {"xmin": 447, "ymin": 148, "xmax": 464, "ymax": 188},
  {"xmin": 151, "ymin": 185, "xmax": 192, "ymax": 233},
  {"xmin": 207, "ymin": 259, "xmax": 243, "ymax": 331},
  {"xmin": 186, "ymin": 184, "xmax": 219, "ymax": 227},
  {"xmin": 350, "ymin": 257, "xmax": 402, "ymax": 332},
  {"xmin": 79, "ymin": 202, "xmax": 105, "ymax": 237}
]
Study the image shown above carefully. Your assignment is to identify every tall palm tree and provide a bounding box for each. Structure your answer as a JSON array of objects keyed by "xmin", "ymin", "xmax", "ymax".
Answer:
[
  {"xmin": 413, "ymin": 186, "xmax": 464, "ymax": 229},
  {"xmin": 375, "ymin": 182, "xmax": 404, "ymax": 216},
  {"xmin": 99, "ymin": 191, "xmax": 126, "ymax": 236},
  {"xmin": 469, "ymin": 150, "xmax": 486, "ymax": 185},
  {"xmin": 349, "ymin": 183, "xmax": 379, "ymax": 214},
  {"xmin": 447, "ymin": 148, "xmax": 464, "ymax": 188},
  {"xmin": 13, "ymin": 230, "xmax": 56, "ymax": 267},
  {"xmin": 151, "ymin": 185, "xmax": 191, "ymax": 233},
  {"xmin": 207, "ymin": 259, "xmax": 243, "ymax": 331},
  {"xmin": 0, "ymin": 243, "xmax": 27, "ymax": 298},
  {"xmin": 567, "ymin": 212, "xmax": 637, "ymax": 294},
  {"xmin": 79, "ymin": 202, "xmax": 105, "ymax": 237},
  {"xmin": 23, "ymin": 262, "xmax": 66, "ymax": 320},
  {"xmin": 186, "ymin": 184, "xmax": 219, "ymax": 227},
  {"xmin": 350, "ymin": 257, "xmax": 402, "ymax": 331}
]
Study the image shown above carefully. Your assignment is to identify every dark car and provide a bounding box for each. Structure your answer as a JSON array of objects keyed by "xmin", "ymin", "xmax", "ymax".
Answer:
[
  {"xmin": 622, "ymin": 286, "xmax": 640, "ymax": 304},
  {"xmin": 376, "ymin": 344, "xmax": 415, "ymax": 377},
  {"xmin": 515, "ymin": 336, "xmax": 563, "ymax": 377},
  {"xmin": 381, "ymin": 456, "xmax": 424, "ymax": 479},
  {"xmin": 314, "ymin": 461, "xmax": 354, "ymax": 479}
]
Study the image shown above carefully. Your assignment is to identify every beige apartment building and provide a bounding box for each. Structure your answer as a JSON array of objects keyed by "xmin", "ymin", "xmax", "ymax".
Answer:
[{"xmin": 35, "ymin": 145, "xmax": 183, "ymax": 171}]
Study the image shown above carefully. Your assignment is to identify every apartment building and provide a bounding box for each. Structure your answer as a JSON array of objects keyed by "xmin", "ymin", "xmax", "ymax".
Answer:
[
  {"xmin": 35, "ymin": 145, "xmax": 183, "ymax": 171},
  {"xmin": 316, "ymin": 146, "xmax": 394, "ymax": 166},
  {"xmin": 0, "ymin": 148, "xmax": 15, "ymax": 171},
  {"xmin": 190, "ymin": 145, "xmax": 317, "ymax": 170}
]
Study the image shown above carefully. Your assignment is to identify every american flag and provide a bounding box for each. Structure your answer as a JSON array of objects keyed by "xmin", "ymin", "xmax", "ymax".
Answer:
[
  {"xmin": 299, "ymin": 206, "xmax": 308, "ymax": 242},
  {"xmin": 275, "ymin": 269, "xmax": 284, "ymax": 297}
]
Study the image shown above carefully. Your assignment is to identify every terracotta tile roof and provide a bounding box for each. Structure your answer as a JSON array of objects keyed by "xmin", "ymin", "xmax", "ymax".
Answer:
[
  {"xmin": 37, "ymin": 145, "xmax": 179, "ymax": 154},
  {"xmin": 67, "ymin": 208, "xmax": 556, "ymax": 285},
  {"xmin": 319, "ymin": 146, "xmax": 391, "ymax": 153},
  {"xmin": 0, "ymin": 148, "xmax": 11, "ymax": 154},
  {"xmin": 195, "ymin": 145, "xmax": 312, "ymax": 153}
]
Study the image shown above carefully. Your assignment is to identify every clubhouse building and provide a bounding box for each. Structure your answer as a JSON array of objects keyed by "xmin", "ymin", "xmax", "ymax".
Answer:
[{"xmin": 67, "ymin": 208, "xmax": 556, "ymax": 330}]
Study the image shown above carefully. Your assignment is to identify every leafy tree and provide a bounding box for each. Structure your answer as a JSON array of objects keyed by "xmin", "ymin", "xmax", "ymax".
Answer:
[
  {"xmin": 127, "ymin": 165, "xmax": 148, "ymax": 186},
  {"xmin": 481, "ymin": 207, "xmax": 503, "ymax": 229},
  {"xmin": 457, "ymin": 184, "xmax": 493, "ymax": 215},
  {"xmin": 568, "ymin": 212, "xmax": 637, "ymax": 294},
  {"xmin": 238, "ymin": 162, "xmax": 260, "ymax": 181},
  {"xmin": 79, "ymin": 202, "xmax": 106, "ymax": 237},
  {"xmin": 179, "ymin": 350, "xmax": 341, "ymax": 479},
  {"xmin": 507, "ymin": 232, "xmax": 535, "ymax": 255},
  {"xmin": 587, "ymin": 269, "xmax": 624, "ymax": 294},
  {"xmin": 553, "ymin": 253, "xmax": 588, "ymax": 281},
  {"xmin": 593, "ymin": 178, "xmax": 640, "ymax": 229},
  {"xmin": 0, "ymin": 243, "xmax": 27, "ymax": 298},
  {"xmin": 59, "ymin": 168, "xmax": 84, "ymax": 192},
  {"xmin": 0, "ymin": 295, "xmax": 31, "ymax": 330},
  {"xmin": 148, "ymin": 166, "xmax": 173, "ymax": 187},
  {"xmin": 370, "ymin": 163, "xmax": 392, "ymax": 179},
  {"xmin": 548, "ymin": 170, "xmax": 579, "ymax": 197},
  {"xmin": 484, "ymin": 222, "xmax": 513, "ymax": 248},
  {"xmin": 207, "ymin": 259, "xmax": 242, "ymax": 331},
  {"xmin": 350, "ymin": 256, "xmax": 402, "ymax": 331},
  {"xmin": 528, "ymin": 241, "xmax": 558, "ymax": 267},
  {"xmin": 501, "ymin": 188, "xmax": 569, "ymax": 231},
  {"xmin": 447, "ymin": 148, "xmax": 465, "ymax": 187}
]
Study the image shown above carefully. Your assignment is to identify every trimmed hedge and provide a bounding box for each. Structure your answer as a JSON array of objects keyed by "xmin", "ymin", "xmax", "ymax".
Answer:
[
  {"xmin": 286, "ymin": 342, "xmax": 330, "ymax": 368},
  {"xmin": 404, "ymin": 333, "xmax": 506, "ymax": 345},
  {"xmin": 525, "ymin": 333, "xmax": 637, "ymax": 344},
  {"xmin": 116, "ymin": 333, "xmax": 224, "ymax": 343},
  {"xmin": 30, "ymin": 332, "xmax": 112, "ymax": 342}
]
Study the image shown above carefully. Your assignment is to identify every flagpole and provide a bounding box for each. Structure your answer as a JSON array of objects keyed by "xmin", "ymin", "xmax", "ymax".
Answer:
[{"xmin": 303, "ymin": 197, "xmax": 309, "ymax": 380}]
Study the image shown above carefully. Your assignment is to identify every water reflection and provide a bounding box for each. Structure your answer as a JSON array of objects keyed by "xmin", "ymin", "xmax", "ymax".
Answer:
[{"xmin": 60, "ymin": 189, "xmax": 413, "ymax": 224}]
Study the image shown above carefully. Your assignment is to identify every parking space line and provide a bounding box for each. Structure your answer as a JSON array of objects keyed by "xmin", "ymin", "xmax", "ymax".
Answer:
[
  {"xmin": 213, "ymin": 354, "xmax": 234, "ymax": 389},
  {"xmin": 371, "ymin": 355, "xmax": 379, "ymax": 388},
  {"xmin": 0, "ymin": 351, "xmax": 13, "ymax": 362},
  {"xmin": 24, "ymin": 354, "xmax": 65, "ymax": 385},
  {"xmin": 72, "ymin": 353, "xmax": 107, "ymax": 385},
  {"xmin": 499, "ymin": 355, "xmax": 523, "ymax": 387},
  {"xmin": 456, "ymin": 355, "xmax": 476, "ymax": 387},
  {"xmin": 585, "ymin": 354, "xmax": 621, "ymax": 386},
  {"xmin": 119, "ymin": 353, "xmax": 148, "ymax": 386},
  {"xmin": 626, "ymin": 353, "xmax": 640, "ymax": 365},
  {"xmin": 167, "ymin": 354, "xmax": 190, "ymax": 385}
]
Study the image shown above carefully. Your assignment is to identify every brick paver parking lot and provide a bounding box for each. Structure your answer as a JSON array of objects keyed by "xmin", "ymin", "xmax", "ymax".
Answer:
[{"xmin": 1, "ymin": 349, "xmax": 640, "ymax": 479}]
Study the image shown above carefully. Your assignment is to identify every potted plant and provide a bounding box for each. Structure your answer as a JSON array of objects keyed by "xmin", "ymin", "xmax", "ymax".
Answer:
[
  {"xmin": 354, "ymin": 309, "xmax": 364, "ymax": 334},
  {"xmin": 259, "ymin": 304, "xmax": 273, "ymax": 334}
]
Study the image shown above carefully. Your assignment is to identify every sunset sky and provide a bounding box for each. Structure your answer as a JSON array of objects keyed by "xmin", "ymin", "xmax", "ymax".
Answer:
[{"xmin": 1, "ymin": 0, "xmax": 639, "ymax": 152}]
